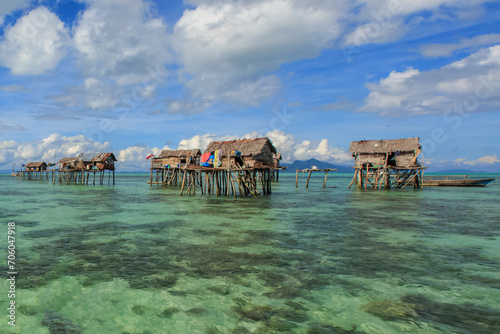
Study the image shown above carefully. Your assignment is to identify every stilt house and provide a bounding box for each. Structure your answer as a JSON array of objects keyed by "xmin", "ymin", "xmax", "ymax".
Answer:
[
  {"xmin": 204, "ymin": 138, "xmax": 277, "ymax": 168},
  {"xmin": 152, "ymin": 149, "xmax": 201, "ymax": 169},
  {"xmin": 349, "ymin": 137, "xmax": 425, "ymax": 189},
  {"xmin": 58, "ymin": 157, "xmax": 79, "ymax": 170},
  {"xmin": 78, "ymin": 153, "xmax": 117, "ymax": 171},
  {"xmin": 273, "ymin": 152, "xmax": 282, "ymax": 169},
  {"xmin": 25, "ymin": 162, "xmax": 47, "ymax": 172},
  {"xmin": 350, "ymin": 137, "xmax": 422, "ymax": 169}
]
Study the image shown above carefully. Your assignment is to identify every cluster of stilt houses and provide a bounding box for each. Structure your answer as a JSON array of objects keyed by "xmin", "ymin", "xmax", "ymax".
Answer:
[
  {"xmin": 11, "ymin": 136, "xmax": 429, "ymax": 195},
  {"xmin": 149, "ymin": 138, "xmax": 283, "ymax": 197},
  {"xmin": 14, "ymin": 153, "xmax": 117, "ymax": 185}
]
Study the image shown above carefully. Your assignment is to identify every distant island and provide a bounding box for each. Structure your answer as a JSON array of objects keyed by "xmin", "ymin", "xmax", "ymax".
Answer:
[{"xmin": 281, "ymin": 158, "xmax": 352, "ymax": 173}]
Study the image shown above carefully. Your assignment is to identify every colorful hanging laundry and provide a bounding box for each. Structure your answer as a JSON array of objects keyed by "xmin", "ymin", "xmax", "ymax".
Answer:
[
  {"xmin": 200, "ymin": 152, "xmax": 210, "ymax": 164},
  {"xmin": 214, "ymin": 150, "xmax": 219, "ymax": 167}
]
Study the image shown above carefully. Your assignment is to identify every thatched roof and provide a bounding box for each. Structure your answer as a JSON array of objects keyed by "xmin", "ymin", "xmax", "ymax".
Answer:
[
  {"xmin": 26, "ymin": 162, "xmax": 47, "ymax": 168},
  {"xmin": 58, "ymin": 157, "xmax": 78, "ymax": 164},
  {"xmin": 78, "ymin": 153, "xmax": 117, "ymax": 162},
  {"xmin": 204, "ymin": 138, "xmax": 277, "ymax": 156},
  {"xmin": 349, "ymin": 137, "xmax": 421, "ymax": 154},
  {"xmin": 157, "ymin": 149, "xmax": 201, "ymax": 158}
]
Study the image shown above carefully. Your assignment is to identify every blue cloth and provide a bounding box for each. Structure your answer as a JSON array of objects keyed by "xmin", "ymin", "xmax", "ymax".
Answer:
[{"xmin": 203, "ymin": 162, "xmax": 210, "ymax": 167}]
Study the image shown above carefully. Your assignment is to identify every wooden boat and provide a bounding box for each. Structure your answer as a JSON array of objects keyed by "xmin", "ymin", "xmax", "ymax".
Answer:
[{"xmin": 422, "ymin": 175, "xmax": 496, "ymax": 187}]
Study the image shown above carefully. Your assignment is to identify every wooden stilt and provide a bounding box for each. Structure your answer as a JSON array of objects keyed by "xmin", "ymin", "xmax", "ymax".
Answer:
[
  {"xmin": 306, "ymin": 168, "xmax": 313, "ymax": 188},
  {"xmin": 348, "ymin": 170, "xmax": 357, "ymax": 189}
]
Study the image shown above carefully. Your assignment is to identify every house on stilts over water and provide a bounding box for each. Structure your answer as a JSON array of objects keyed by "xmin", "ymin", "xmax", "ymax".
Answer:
[
  {"xmin": 56, "ymin": 153, "xmax": 117, "ymax": 185},
  {"xmin": 149, "ymin": 137, "xmax": 279, "ymax": 197},
  {"xmin": 25, "ymin": 162, "xmax": 48, "ymax": 172},
  {"xmin": 149, "ymin": 149, "xmax": 201, "ymax": 186},
  {"xmin": 348, "ymin": 137, "xmax": 426, "ymax": 189},
  {"xmin": 151, "ymin": 149, "xmax": 202, "ymax": 170},
  {"xmin": 17, "ymin": 162, "xmax": 51, "ymax": 180}
]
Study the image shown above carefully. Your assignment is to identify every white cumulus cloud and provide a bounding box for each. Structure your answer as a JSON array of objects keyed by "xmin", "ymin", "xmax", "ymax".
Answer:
[
  {"xmin": 361, "ymin": 44, "xmax": 500, "ymax": 116},
  {"xmin": 0, "ymin": 0, "xmax": 31, "ymax": 26},
  {"xmin": 454, "ymin": 155, "xmax": 500, "ymax": 166},
  {"xmin": 177, "ymin": 129, "xmax": 352, "ymax": 164},
  {"xmin": 420, "ymin": 33, "xmax": 500, "ymax": 58},
  {"xmin": 0, "ymin": 134, "xmax": 111, "ymax": 168},
  {"xmin": 117, "ymin": 145, "xmax": 168, "ymax": 171},
  {"xmin": 342, "ymin": 0, "xmax": 495, "ymax": 47},
  {"xmin": 172, "ymin": 0, "xmax": 344, "ymax": 106},
  {"xmin": 73, "ymin": 0, "xmax": 171, "ymax": 86},
  {"xmin": 55, "ymin": 0, "xmax": 172, "ymax": 109},
  {"xmin": 0, "ymin": 7, "xmax": 70, "ymax": 75}
]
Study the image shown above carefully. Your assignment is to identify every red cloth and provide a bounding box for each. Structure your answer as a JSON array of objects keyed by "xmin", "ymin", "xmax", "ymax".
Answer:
[{"xmin": 201, "ymin": 152, "xmax": 211, "ymax": 163}]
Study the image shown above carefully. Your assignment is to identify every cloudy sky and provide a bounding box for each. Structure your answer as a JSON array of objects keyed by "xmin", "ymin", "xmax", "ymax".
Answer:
[{"xmin": 1, "ymin": 0, "xmax": 499, "ymax": 171}]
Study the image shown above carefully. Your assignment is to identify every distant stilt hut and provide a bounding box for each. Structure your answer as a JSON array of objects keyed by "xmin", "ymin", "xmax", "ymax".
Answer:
[
  {"xmin": 348, "ymin": 137, "xmax": 426, "ymax": 190},
  {"xmin": 78, "ymin": 153, "xmax": 117, "ymax": 185},
  {"xmin": 54, "ymin": 153, "xmax": 117, "ymax": 185},
  {"xmin": 150, "ymin": 149, "xmax": 201, "ymax": 186},
  {"xmin": 78, "ymin": 153, "xmax": 117, "ymax": 171},
  {"xmin": 152, "ymin": 149, "xmax": 201, "ymax": 169},
  {"xmin": 58, "ymin": 157, "xmax": 79, "ymax": 170},
  {"xmin": 25, "ymin": 162, "xmax": 47, "ymax": 172},
  {"xmin": 22, "ymin": 162, "xmax": 48, "ymax": 180},
  {"xmin": 204, "ymin": 137, "xmax": 277, "ymax": 168},
  {"xmin": 272, "ymin": 152, "xmax": 284, "ymax": 181}
]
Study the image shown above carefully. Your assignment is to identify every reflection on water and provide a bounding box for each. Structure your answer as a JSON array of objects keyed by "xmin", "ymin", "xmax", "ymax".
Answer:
[{"xmin": 1, "ymin": 173, "xmax": 499, "ymax": 333}]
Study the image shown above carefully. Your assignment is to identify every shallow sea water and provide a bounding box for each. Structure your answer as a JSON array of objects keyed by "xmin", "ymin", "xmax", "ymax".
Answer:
[{"xmin": 1, "ymin": 172, "xmax": 500, "ymax": 333}]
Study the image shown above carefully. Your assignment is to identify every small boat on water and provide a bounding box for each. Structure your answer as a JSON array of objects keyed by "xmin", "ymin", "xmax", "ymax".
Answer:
[{"xmin": 423, "ymin": 175, "xmax": 496, "ymax": 187}]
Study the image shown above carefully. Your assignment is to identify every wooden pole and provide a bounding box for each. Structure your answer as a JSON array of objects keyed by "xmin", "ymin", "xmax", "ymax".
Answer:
[
  {"xmin": 348, "ymin": 170, "xmax": 357, "ymax": 189},
  {"xmin": 295, "ymin": 169, "xmax": 299, "ymax": 188},
  {"xmin": 373, "ymin": 167, "xmax": 380, "ymax": 189},
  {"xmin": 357, "ymin": 168, "xmax": 363, "ymax": 189},
  {"xmin": 306, "ymin": 167, "xmax": 313, "ymax": 189},
  {"xmin": 401, "ymin": 170, "xmax": 421, "ymax": 190},
  {"xmin": 226, "ymin": 154, "xmax": 231, "ymax": 197},
  {"xmin": 267, "ymin": 170, "xmax": 272, "ymax": 194},
  {"xmin": 420, "ymin": 168, "xmax": 424, "ymax": 189},
  {"xmin": 180, "ymin": 170, "xmax": 187, "ymax": 196},
  {"xmin": 365, "ymin": 165, "xmax": 369, "ymax": 189},
  {"xmin": 150, "ymin": 159, "xmax": 153, "ymax": 186}
]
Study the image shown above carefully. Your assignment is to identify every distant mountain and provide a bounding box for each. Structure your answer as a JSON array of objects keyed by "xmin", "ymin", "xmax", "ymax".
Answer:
[{"xmin": 282, "ymin": 158, "xmax": 352, "ymax": 173}]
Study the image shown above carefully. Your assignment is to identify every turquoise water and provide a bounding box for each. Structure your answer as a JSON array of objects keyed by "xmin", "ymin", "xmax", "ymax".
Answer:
[{"xmin": 1, "ymin": 172, "xmax": 500, "ymax": 333}]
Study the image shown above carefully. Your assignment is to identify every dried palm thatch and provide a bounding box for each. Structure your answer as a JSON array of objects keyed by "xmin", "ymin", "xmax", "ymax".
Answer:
[
  {"xmin": 349, "ymin": 137, "xmax": 421, "ymax": 154},
  {"xmin": 204, "ymin": 138, "xmax": 277, "ymax": 168},
  {"xmin": 58, "ymin": 157, "xmax": 79, "ymax": 164},
  {"xmin": 205, "ymin": 138, "xmax": 277, "ymax": 157},
  {"xmin": 78, "ymin": 153, "xmax": 117, "ymax": 162},
  {"xmin": 25, "ymin": 162, "xmax": 47, "ymax": 168},
  {"xmin": 157, "ymin": 149, "xmax": 201, "ymax": 158}
]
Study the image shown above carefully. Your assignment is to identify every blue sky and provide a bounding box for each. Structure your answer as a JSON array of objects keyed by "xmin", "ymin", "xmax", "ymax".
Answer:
[{"xmin": 1, "ymin": 0, "xmax": 500, "ymax": 171}]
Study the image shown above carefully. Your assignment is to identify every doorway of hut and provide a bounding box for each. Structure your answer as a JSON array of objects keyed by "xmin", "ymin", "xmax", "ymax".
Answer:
[
  {"xmin": 387, "ymin": 152, "xmax": 396, "ymax": 166},
  {"xmin": 235, "ymin": 156, "xmax": 244, "ymax": 168}
]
